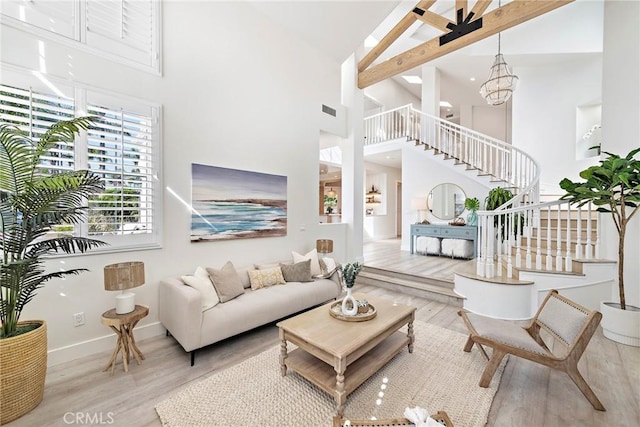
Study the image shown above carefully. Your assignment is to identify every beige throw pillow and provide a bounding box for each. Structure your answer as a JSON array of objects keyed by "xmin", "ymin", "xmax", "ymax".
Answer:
[
  {"xmin": 316, "ymin": 257, "xmax": 339, "ymax": 279},
  {"xmin": 247, "ymin": 267, "xmax": 286, "ymax": 290},
  {"xmin": 280, "ymin": 259, "xmax": 312, "ymax": 282},
  {"xmin": 181, "ymin": 266, "xmax": 220, "ymax": 311},
  {"xmin": 206, "ymin": 261, "xmax": 245, "ymax": 303},
  {"xmin": 292, "ymin": 248, "xmax": 322, "ymax": 276}
]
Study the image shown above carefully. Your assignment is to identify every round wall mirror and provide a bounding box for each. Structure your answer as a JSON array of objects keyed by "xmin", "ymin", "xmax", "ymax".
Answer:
[{"xmin": 427, "ymin": 183, "xmax": 466, "ymax": 220}]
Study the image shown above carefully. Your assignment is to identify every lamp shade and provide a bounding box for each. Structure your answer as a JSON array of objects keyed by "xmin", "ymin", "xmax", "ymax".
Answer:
[
  {"xmin": 316, "ymin": 239, "xmax": 334, "ymax": 254},
  {"xmin": 104, "ymin": 262, "xmax": 145, "ymax": 291}
]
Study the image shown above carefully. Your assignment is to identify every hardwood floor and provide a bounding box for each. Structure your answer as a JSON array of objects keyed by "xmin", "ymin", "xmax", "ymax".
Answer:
[
  {"xmin": 362, "ymin": 238, "xmax": 471, "ymax": 282},
  {"xmin": 8, "ymin": 241, "xmax": 639, "ymax": 427}
]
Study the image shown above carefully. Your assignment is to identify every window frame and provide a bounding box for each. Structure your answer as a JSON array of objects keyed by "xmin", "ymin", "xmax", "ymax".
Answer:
[
  {"xmin": 0, "ymin": 0, "xmax": 162, "ymax": 75},
  {"xmin": 0, "ymin": 67, "xmax": 163, "ymax": 254}
]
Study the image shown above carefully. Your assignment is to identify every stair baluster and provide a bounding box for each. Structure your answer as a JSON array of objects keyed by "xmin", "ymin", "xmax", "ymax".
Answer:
[
  {"xmin": 546, "ymin": 205, "xmax": 553, "ymax": 270},
  {"xmin": 565, "ymin": 201, "xmax": 573, "ymax": 271},
  {"xmin": 496, "ymin": 214, "xmax": 503, "ymax": 277},
  {"xmin": 525, "ymin": 208, "xmax": 532, "ymax": 269},
  {"xmin": 576, "ymin": 205, "xmax": 583, "ymax": 259},
  {"xmin": 556, "ymin": 204, "xmax": 563, "ymax": 271},
  {"xmin": 535, "ymin": 207, "xmax": 542, "ymax": 269},
  {"xmin": 586, "ymin": 203, "xmax": 593, "ymax": 259}
]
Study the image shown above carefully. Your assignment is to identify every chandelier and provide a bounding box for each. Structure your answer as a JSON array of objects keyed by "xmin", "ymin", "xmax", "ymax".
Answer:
[{"xmin": 479, "ymin": 32, "xmax": 519, "ymax": 106}]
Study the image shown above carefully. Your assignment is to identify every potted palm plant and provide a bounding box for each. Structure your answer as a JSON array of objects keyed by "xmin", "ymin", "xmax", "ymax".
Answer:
[
  {"xmin": 560, "ymin": 148, "xmax": 640, "ymax": 346},
  {"xmin": 0, "ymin": 117, "xmax": 106, "ymax": 423}
]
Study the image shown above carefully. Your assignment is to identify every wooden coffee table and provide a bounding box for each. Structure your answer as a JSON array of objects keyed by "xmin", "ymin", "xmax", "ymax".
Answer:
[{"xmin": 276, "ymin": 294, "xmax": 416, "ymax": 416}]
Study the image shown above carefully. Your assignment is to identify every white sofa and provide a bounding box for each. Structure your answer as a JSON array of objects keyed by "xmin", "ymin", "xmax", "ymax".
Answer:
[{"xmin": 158, "ymin": 262, "xmax": 341, "ymax": 365}]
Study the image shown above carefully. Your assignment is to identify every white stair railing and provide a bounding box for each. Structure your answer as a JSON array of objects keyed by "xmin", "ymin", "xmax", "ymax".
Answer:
[
  {"xmin": 475, "ymin": 200, "xmax": 600, "ymax": 278},
  {"xmin": 364, "ymin": 104, "xmax": 540, "ymax": 206},
  {"xmin": 364, "ymin": 105, "xmax": 600, "ymax": 278}
]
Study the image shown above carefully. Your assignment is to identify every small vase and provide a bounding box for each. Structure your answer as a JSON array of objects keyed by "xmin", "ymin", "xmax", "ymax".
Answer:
[
  {"xmin": 341, "ymin": 288, "xmax": 358, "ymax": 316},
  {"xmin": 467, "ymin": 210, "xmax": 478, "ymax": 226}
]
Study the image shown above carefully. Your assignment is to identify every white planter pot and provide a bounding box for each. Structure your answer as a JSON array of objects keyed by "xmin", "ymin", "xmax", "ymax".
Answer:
[{"xmin": 600, "ymin": 301, "xmax": 640, "ymax": 347}]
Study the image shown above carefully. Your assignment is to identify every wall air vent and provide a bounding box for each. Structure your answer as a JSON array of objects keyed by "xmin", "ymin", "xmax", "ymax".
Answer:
[{"xmin": 322, "ymin": 104, "xmax": 337, "ymax": 117}]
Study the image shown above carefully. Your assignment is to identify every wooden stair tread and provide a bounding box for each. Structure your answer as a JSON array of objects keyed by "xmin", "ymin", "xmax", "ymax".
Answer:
[{"xmin": 358, "ymin": 271, "xmax": 457, "ymax": 297}]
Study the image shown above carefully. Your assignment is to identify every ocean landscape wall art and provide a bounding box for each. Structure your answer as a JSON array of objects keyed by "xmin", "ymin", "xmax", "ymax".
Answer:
[{"xmin": 190, "ymin": 164, "xmax": 287, "ymax": 242}]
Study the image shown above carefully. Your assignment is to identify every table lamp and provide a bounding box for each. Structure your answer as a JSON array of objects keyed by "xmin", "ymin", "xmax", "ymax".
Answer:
[
  {"xmin": 316, "ymin": 239, "xmax": 334, "ymax": 255},
  {"xmin": 104, "ymin": 261, "xmax": 145, "ymax": 314},
  {"xmin": 411, "ymin": 197, "xmax": 426, "ymax": 223}
]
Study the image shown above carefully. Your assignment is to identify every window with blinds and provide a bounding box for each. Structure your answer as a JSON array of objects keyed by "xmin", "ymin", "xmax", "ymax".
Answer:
[
  {"xmin": 0, "ymin": 79, "xmax": 161, "ymax": 251},
  {"xmin": 86, "ymin": 104, "xmax": 154, "ymax": 236},
  {"xmin": 0, "ymin": 0, "xmax": 77, "ymax": 39},
  {"xmin": 86, "ymin": 0, "xmax": 157, "ymax": 68},
  {"xmin": 1, "ymin": 0, "xmax": 159, "ymax": 72},
  {"xmin": 0, "ymin": 84, "xmax": 75, "ymax": 174}
]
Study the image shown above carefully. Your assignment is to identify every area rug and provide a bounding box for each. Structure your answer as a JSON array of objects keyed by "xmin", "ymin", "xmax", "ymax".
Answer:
[{"xmin": 155, "ymin": 321, "xmax": 507, "ymax": 427}]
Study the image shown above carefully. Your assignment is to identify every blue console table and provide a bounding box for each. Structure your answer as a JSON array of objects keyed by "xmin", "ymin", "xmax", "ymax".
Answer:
[{"xmin": 410, "ymin": 224, "xmax": 478, "ymax": 258}]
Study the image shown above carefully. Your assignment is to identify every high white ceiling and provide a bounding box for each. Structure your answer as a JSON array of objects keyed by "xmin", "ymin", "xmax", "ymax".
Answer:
[
  {"xmin": 248, "ymin": 1, "xmax": 400, "ymax": 63},
  {"xmin": 252, "ymin": 0, "xmax": 604, "ymax": 175}
]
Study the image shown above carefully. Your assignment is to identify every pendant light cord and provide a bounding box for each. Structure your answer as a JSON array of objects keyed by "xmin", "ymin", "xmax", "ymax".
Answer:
[{"xmin": 498, "ymin": 0, "xmax": 502, "ymax": 54}]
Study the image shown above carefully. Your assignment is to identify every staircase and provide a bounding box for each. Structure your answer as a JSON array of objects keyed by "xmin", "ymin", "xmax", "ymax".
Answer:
[{"xmin": 363, "ymin": 105, "xmax": 616, "ymax": 319}]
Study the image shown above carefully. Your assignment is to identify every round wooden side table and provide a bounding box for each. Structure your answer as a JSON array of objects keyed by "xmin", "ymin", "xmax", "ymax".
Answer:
[{"xmin": 101, "ymin": 304, "xmax": 149, "ymax": 375}]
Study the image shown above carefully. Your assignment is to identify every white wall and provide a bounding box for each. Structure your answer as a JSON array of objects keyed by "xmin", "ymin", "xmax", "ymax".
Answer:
[
  {"xmin": 600, "ymin": 0, "xmax": 640, "ymax": 307},
  {"xmin": 512, "ymin": 56, "xmax": 602, "ymax": 192},
  {"xmin": 1, "ymin": 1, "xmax": 346, "ymax": 365},
  {"xmin": 401, "ymin": 147, "xmax": 490, "ymax": 251},
  {"xmin": 472, "ymin": 105, "xmax": 508, "ymax": 142},
  {"xmin": 364, "ymin": 78, "xmax": 421, "ymax": 111}
]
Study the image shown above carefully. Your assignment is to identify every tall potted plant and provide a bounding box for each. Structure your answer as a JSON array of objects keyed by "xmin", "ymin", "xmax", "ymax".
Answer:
[
  {"xmin": 0, "ymin": 117, "xmax": 106, "ymax": 423},
  {"xmin": 559, "ymin": 148, "xmax": 640, "ymax": 346}
]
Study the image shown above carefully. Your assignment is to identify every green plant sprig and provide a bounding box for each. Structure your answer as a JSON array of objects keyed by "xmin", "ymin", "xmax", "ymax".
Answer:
[{"xmin": 339, "ymin": 262, "xmax": 362, "ymax": 288}]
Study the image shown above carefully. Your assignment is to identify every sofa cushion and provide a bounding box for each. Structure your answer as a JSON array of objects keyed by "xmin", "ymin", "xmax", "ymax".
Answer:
[
  {"xmin": 280, "ymin": 259, "xmax": 312, "ymax": 282},
  {"xmin": 200, "ymin": 278, "xmax": 341, "ymax": 346},
  {"xmin": 292, "ymin": 249, "xmax": 322, "ymax": 276},
  {"xmin": 248, "ymin": 267, "xmax": 286, "ymax": 290},
  {"xmin": 234, "ymin": 265, "xmax": 253, "ymax": 289},
  {"xmin": 181, "ymin": 267, "xmax": 220, "ymax": 311},
  {"xmin": 207, "ymin": 261, "xmax": 245, "ymax": 302}
]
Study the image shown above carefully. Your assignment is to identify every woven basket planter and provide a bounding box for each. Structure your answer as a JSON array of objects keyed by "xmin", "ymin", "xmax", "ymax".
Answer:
[{"xmin": 0, "ymin": 320, "xmax": 47, "ymax": 425}]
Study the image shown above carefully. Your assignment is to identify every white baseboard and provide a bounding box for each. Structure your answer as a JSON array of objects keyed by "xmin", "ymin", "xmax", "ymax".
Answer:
[{"xmin": 47, "ymin": 321, "xmax": 165, "ymax": 367}]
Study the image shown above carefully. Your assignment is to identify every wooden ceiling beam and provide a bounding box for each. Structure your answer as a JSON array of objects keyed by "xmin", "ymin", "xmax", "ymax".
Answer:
[
  {"xmin": 358, "ymin": 0, "xmax": 574, "ymax": 89},
  {"xmin": 470, "ymin": 0, "xmax": 492, "ymax": 18},
  {"xmin": 415, "ymin": 10, "xmax": 454, "ymax": 32},
  {"xmin": 358, "ymin": 0, "xmax": 436, "ymax": 72},
  {"xmin": 456, "ymin": 0, "xmax": 468, "ymax": 18}
]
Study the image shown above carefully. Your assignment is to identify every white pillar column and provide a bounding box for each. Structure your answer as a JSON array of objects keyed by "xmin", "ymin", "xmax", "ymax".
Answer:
[
  {"xmin": 340, "ymin": 53, "xmax": 365, "ymax": 263},
  {"xmin": 421, "ymin": 66, "xmax": 440, "ymax": 117},
  {"xmin": 459, "ymin": 104, "xmax": 473, "ymax": 129}
]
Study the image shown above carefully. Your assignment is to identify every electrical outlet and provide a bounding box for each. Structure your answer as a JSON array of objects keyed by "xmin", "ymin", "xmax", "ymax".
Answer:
[{"xmin": 73, "ymin": 312, "xmax": 85, "ymax": 327}]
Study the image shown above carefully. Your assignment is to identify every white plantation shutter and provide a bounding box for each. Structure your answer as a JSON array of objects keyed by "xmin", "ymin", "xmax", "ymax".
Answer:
[
  {"xmin": 86, "ymin": 0, "xmax": 156, "ymax": 67},
  {"xmin": 0, "ymin": 75, "xmax": 162, "ymax": 251},
  {"xmin": 86, "ymin": 101, "xmax": 155, "ymax": 237},
  {"xmin": 0, "ymin": 83, "xmax": 75, "ymax": 173},
  {"xmin": 1, "ymin": 0, "xmax": 159, "ymax": 71},
  {"xmin": 0, "ymin": 0, "xmax": 77, "ymax": 39}
]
